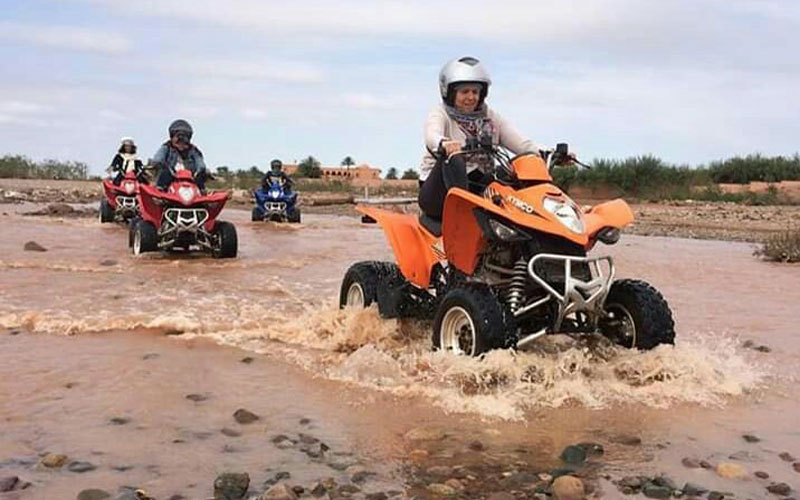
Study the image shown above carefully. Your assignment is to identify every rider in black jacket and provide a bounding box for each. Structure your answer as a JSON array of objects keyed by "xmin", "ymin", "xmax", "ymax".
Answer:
[
  {"xmin": 107, "ymin": 137, "xmax": 146, "ymax": 185},
  {"xmin": 262, "ymin": 159, "xmax": 293, "ymax": 193}
]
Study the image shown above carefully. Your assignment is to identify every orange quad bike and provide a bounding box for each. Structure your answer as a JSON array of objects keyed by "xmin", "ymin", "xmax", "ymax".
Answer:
[{"xmin": 340, "ymin": 141, "xmax": 675, "ymax": 356}]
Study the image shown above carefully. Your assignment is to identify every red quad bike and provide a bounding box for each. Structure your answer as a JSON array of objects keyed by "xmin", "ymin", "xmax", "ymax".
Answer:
[
  {"xmin": 100, "ymin": 171, "xmax": 141, "ymax": 223},
  {"xmin": 340, "ymin": 141, "xmax": 675, "ymax": 356},
  {"xmin": 130, "ymin": 169, "xmax": 237, "ymax": 258}
]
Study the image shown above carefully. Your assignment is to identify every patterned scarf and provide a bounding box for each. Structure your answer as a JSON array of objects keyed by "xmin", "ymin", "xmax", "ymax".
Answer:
[{"xmin": 444, "ymin": 104, "xmax": 491, "ymax": 139}]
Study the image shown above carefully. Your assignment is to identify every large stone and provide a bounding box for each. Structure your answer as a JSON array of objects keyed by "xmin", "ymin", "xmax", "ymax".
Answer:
[
  {"xmin": 552, "ymin": 475, "xmax": 585, "ymax": 500},
  {"xmin": 0, "ymin": 476, "xmax": 19, "ymax": 492},
  {"xmin": 259, "ymin": 483, "xmax": 298, "ymax": 500},
  {"xmin": 766, "ymin": 483, "xmax": 792, "ymax": 496},
  {"xmin": 213, "ymin": 472, "xmax": 250, "ymax": 500},
  {"xmin": 716, "ymin": 462, "xmax": 747, "ymax": 479},
  {"xmin": 77, "ymin": 489, "xmax": 111, "ymax": 500},
  {"xmin": 233, "ymin": 408, "xmax": 259, "ymax": 424},
  {"xmin": 682, "ymin": 457, "xmax": 702, "ymax": 469},
  {"xmin": 68, "ymin": 461, "xmax": 97, "ymax": 473},
  {"xmin": 427, "ymin": 483, "xmax": 457, "ymax": 495},
  {"xmin": 642, "ymin": 484, "xmax": 672, "ymax": 499},
  {"xmin": 40, "ymin": 452, "xmax": 68, "ymax": 468},
  {"xmin": 560, "ymin": 445, "xmax": 587, "ymax": 465},
  {"xmin": 404, "ymin": 427, "xmax": 447, "ymax": 441},
  {"xmin": 780, "ymin": 452, "xmax": 797, "ymax": 462},
  {"xmin": 24, "ymin": 241, "xmax": 47, "ymax": 252},
  {"xmin": 683, "ymin": 482, "xmax": 709, "ymax": 496},
  {"xmin": 794, "ymin": 462, "xmax": 800, "ymax": 473},
  {"xmin": 742, "ymin": 434, "xmax": 761, "ymax": 443}
]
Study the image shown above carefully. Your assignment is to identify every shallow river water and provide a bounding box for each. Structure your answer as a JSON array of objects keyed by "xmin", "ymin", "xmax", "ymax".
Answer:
[{"xmin": 0, "ymin": 205, "xmax": 798, "ymax": 499}]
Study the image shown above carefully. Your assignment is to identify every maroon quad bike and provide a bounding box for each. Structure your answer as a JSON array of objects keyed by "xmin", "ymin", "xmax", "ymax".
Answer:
[
  {"xmin": 129, "ymin": 169, "xmax": 237, "ymax": 258},
  {"xmin": 100, "ymin": 171, "xmax": 141, "ymax": 223}
]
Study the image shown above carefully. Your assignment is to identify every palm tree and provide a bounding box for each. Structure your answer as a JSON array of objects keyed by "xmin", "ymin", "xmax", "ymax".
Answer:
[{"xmin": 341, "ymin": 156, "xmax": 355, "ymax": 170}]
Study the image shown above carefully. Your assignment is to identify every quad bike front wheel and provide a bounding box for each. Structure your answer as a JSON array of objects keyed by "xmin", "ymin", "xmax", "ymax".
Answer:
[
  {"xmin": 99, "ymin": 199, "xmax": 115, "ymax": 223},
  {"xmin": 213, "ymin": 221, "xmax": 238, "ymax": 259},
  {"xmin": 132, "ymin": 220, "xmax": 158, "ymax": 255},
  {"xmin": 339, "ymin": 262, "xmax": 381, "ymax": 308},
  {"xmin": 251, "ymin": 207, "xmax": 261, "ymax": 222},
  {"xmin": 433, "ymin": 285, "xmax": 513, "ymax": 356},
  {"xmin": 127, "ymin": 218, "xmax": 139, "ymax": 248},
  {"xmin": 288, "ymin": 208, "xmax": 301, "ymax": 223},
  {"xmin": 599, "ymin": 279, "xmax": 675, "ymax": 350}
]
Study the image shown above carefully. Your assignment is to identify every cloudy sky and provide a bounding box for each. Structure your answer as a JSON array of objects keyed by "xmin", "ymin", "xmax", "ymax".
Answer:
[{"xmin": 1, "ymin": 0, "xmax": 798, "ymax": 174}]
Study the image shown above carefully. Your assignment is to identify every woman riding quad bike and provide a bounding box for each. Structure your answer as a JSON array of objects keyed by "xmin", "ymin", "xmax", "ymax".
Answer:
[
  {"xmin": 339, "ymin": 57, "xmax": 675, "ymax": 356},
  {"xmin": 100, "ymin": 137, "xmax": 147, "ymax": 223}
]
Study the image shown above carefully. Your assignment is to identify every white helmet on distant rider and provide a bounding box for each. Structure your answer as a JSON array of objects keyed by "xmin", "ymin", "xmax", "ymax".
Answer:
[{"xmin": 439, "ymin": 56, "xmax": 492, "ymax": 107}]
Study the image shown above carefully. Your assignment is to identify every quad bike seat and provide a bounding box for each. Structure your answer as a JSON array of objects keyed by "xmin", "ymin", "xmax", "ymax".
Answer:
[{"xmin": 419, "ymin": 213, "xmax": 442, "ymax": 237}]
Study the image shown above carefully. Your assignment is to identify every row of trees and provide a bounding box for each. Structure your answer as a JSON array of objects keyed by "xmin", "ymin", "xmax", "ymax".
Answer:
[
  {"xmin": 384, "ymin": 167, "xmax": 419, "ymax": 180},
  {"xmin": 0, "ymin": 155, "xmax": 90, "ymax": 180}
]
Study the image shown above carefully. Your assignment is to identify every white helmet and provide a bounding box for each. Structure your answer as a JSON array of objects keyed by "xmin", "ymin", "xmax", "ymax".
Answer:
[
  {"xmin": 120, "ymin": 137, "xmax": 135, "ymax": 146},
  {"xmin": 438, "ymin": 56, "xmax": 492, "ymax": 105}
]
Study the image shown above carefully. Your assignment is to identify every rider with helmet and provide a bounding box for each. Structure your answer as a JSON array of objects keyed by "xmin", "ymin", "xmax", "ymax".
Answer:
[
  {"xmin": 107, "ymin": 137, "xmax": 145, "ymax": 185},
  {"xmin": 263, "ymin": 159, "xmax": 294, "ymax": 193},
  {"xmin": 151, "ymin": 119, "xmax": 209, "ymax": 192},
  {"xmin": 418, "ymin": 56, "xmax": 546, "ymax": 221}
]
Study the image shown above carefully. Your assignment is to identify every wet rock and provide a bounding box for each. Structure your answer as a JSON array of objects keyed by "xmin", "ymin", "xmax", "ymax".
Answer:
[
  {"xmin": 263, "ymin": 471, "xmax": 291, "ymax": 486},
  {"xmin": 271, "ymin": 435, "xmax": 295, "ymax": 449},
  {"xmin": 185, "ymin": 393, "xmax": 208, "ymax": 402},
  {"xmin": 24, "ymin": 241, "xmax": 47, "ymax": 252},
  {"xmin": 729, "ymin": 450, "xmax": 760, "ymax": 462},
  {"xmin": 700, "ymin": 460, "xmax": 714, "ymax": 469},
  {"xmin": 742, "ymin": 434, "xmax": 761, "ymax": 443},
  {"xmin": 233, "ymin": 408, "xmax": 259, "ymax": 424},
  {"xmin": 404, "ymin": 427, "xmax": 447, "ymax": 441},
  {"xmin": 0, "ymin": 476, "xmax": 19, "ymax": 492},
  {"xmin": 100, "ymin": 259, "xmax": 118, "ymax": 266},
  {"xmin": 642, "ymin": 483, "xmax": 672, "ymax": 499},
  {"xmin": 109, "ymin": 417, "xmax": 131, "ymax": 425},
  {"xmin": 141, "ymin": 353, "xmax": 159, "ymax": 360},
  {"xmin": 337, "ymin": 484, "xmax": 361, "ymax": 496},
  {"xmin": 351, "ymin": 470, "xmax": 376, "ymax": 483},
  {"xmin": 40, "ymin": 453, "xmax": 69, "ymax": 468},
  {"xmin": 577, "ymin": 442, "xmax": 604, "ymax": 457},
  {"xmin": 781, "ymin": 452, "xmax": 797, "ymax": 462},
  {"xmin": 298, "ymin": 433, "xmax": 319, "ymax": 445},
  {"xmin": 652, "ymin": 475, "xmax": 678, "ymax": 491},
  {"xmin": 221, "ymin": 427, "xmax": 242, "ymax": 438},
  {"xmin": 77, "ymin": 489, "xmax": 111, "ymax": 500},
  {"xmin": 755, "ymin": 345, "xmax": 772, "ymax": 353},
  {"xmin": 213, "ymin": 472, "xmax": 250, "ymax": 500},
  {"xmin": 612, "ymin": 434, "xmax": 642, "ymax": 446},
  {"xmin": 500, "ymin": 472, "xmax": 539, "ymax": 489},
  {"xmin": 259, "ymin": 483, "xmax": 298, "ymax": 500},
  {"xmin": 683, "ymin": 483, "xmax": 709, "ymax": 496},
  {"xmin": 299, "ymin": 418, "xmax": 311, "ymax": 425},
  {"xmin": 794, "ymin": 462, "xmax": 800, "ymax": 473},
  {"xmin": 552, "ymin": 475, "xmax": 585, "ymax": 500},
  {"xmin": 9, "ymin": 329, "xmax": 21, "ymax": 335},
  {"xmin": 468, "ymin": 440, "xmax": 485, "ymax": 451},
  {"xmin": 241, "ymin": 357, "xmax": 254, "ymax": 364},
  {"xmin": 68, "ymin": 461, "xmax": 97, "ymax": 473},
  {"xmin": 716, "ymin": 462, "xmax": 747, "ymax": 479},
  {"xmin": 618, "ymin": 476, "xmax": 646, "ymax": 490},
  {"xmin": 560, "ymin": 445, "xmax": 587, "ymax": 465},
  {"xmin": 708, "ymin": 492, "xmax": 725, "ymax": 500},
  {"xmin": 444, "ymin": 478, "xmax": 465, "ymax": 492},
  {"xmin": 327, "ymin": 461, "xmax": 351, "ymax": 471},
  {"xmin": 409, "ymin": 449, "xmax": 429, "ymax": 462},
  {"xmin": 742, "ymin": 339, "xmax": 755, "ymax": 348},
  {"xmin": 682, "ymin": 457, "xmax": 702, "ymax": 469},
  {"xmin": 291, "ymin": 485, "xmax": 304, "ymax": 496},
  {"xmin": 427, "ymin": 483, "xmax": 456, "ymax": 496},
  {"xmin": 767, "ymin": 483, "xmax": 792, "ymax": 496},
  {"xmin": 755, "ymin": 471, "xmax": 770, "ymax": 479},
  {"xmin": 111, "ymin": 465, "xmax": 133, "ymax": 472},
  {"xmin": 309, "ymin": 482, "xmax": 327, "ymax": 497},
  {"xmin": 365, "ymin": 493, "xmax": 389, "ymax": 500},
  {"xmin": 487, "ymin": 494, "xmax": 516, "ymax": 500}
]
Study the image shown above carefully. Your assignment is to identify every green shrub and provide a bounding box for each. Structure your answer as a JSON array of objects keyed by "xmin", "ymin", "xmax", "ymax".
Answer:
[{"xmin": 756, "ymin": 230, "xmax": 800, "ymax": 262}]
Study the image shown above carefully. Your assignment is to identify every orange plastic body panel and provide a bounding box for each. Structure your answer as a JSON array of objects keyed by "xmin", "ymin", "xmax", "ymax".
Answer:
[
  {"xmin": 511, "ymin": 154, "xmax": 552, "ymax": 182},
  {"xmin": 357, "ymin": 205, "xmax": 440, "ymax": 288},
  {"xmin": 583, "ymin": 199, "xmax": 635, "ymax": 236}
]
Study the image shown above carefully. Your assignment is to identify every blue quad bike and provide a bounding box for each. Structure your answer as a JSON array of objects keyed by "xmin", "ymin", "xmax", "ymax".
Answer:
[{"xmin": 252, "ymin": 180, "xmax": 301, "ymax": 223}]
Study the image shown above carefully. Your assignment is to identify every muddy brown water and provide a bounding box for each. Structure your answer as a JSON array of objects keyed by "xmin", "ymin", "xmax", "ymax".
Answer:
[{"xmin": 1, "ymin": 205, "xmax": 799, "ymax": 499}]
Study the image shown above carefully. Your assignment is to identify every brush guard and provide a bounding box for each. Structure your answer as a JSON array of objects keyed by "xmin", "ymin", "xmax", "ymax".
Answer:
[
  {"xmin": 115, "ymin": 196, "xmax": 138, "ymax": 215},
  {"xmin": 514, "ymin": 254, "xmax": 615, "ymax": 348},
  {"xmin": 159, "ymin": 208, "xmax": 211, "ymax": 249},
  {"xmin": 263, "ymin": 201, "xmax": 287, "ymax": 219}
]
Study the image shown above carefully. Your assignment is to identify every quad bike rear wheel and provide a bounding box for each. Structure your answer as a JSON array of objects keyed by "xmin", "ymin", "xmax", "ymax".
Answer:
[
  {"xmin": 339, "ymin": 261, "xmax": 382, "ymax": 308},
  {"xmin": 433, "ymin": 285, "xmax": 513, "ymax": 356},
  {"xmin": 288, "ymin": 207, "xmax": 301, "ymax": 223},
  {"xmin": 213, "ymin": 221, "xmax": 238, "ymax": 259},
  {"xmin": 599, "ymin": 279, "xmax": 675, "ymax": 350},
  {"xmin": 132, "ymin": 220, "xmax": 158, "ymax": 255},
  {"xmin": 99, "ymin": 199, "xmax": 115, "ymax": 223}
]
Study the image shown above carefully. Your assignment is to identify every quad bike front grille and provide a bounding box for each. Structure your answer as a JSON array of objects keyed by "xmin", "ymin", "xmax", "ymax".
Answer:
[
  {"xmin": 525, "ymin": 253, "xmax": 615, "ymax": 332},
  {"xmin": 265, "ymin": 202, "xmax": 286, "ymax": 212},
  {"xmin": 116, "ymin": 196, "xmax": 137, "ymax": 211}
]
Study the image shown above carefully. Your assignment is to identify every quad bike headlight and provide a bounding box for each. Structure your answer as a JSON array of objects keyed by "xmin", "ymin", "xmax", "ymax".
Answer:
[
  {"xmin": 270, "ymin": 190, "xmax": 280, "ymax": 199},
  {"xmin": 488, "ymin": 218, "xmax": 522, "ymax": 241},
  {"xmin": 178, "ymin": 186, "xmax": 196, "ymax": 204},
  {"xmin": 124, "ymin": 181, "xmax": 135, "ymax": 194},
  {"xmin": 543, "ymin": 197, "xmax": 585, "ymax": 234}
]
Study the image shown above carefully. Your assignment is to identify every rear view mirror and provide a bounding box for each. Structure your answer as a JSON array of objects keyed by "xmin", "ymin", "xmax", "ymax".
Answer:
[{"xmin": 556, "ymin": 143, "xmax": 569, "ymax": 156}]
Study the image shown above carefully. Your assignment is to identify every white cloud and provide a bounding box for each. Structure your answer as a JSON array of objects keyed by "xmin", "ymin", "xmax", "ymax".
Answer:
[
  {"xmin": 0, "ymin": 21, "xmax": 132, "ymax": 55},
  {"xmin": 158, "ymin": 58, "xmax": 324, "ymax": 84},
  {"xmin": 342, "ymin": 93, "xmax": 395, "ymax": 110}
]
